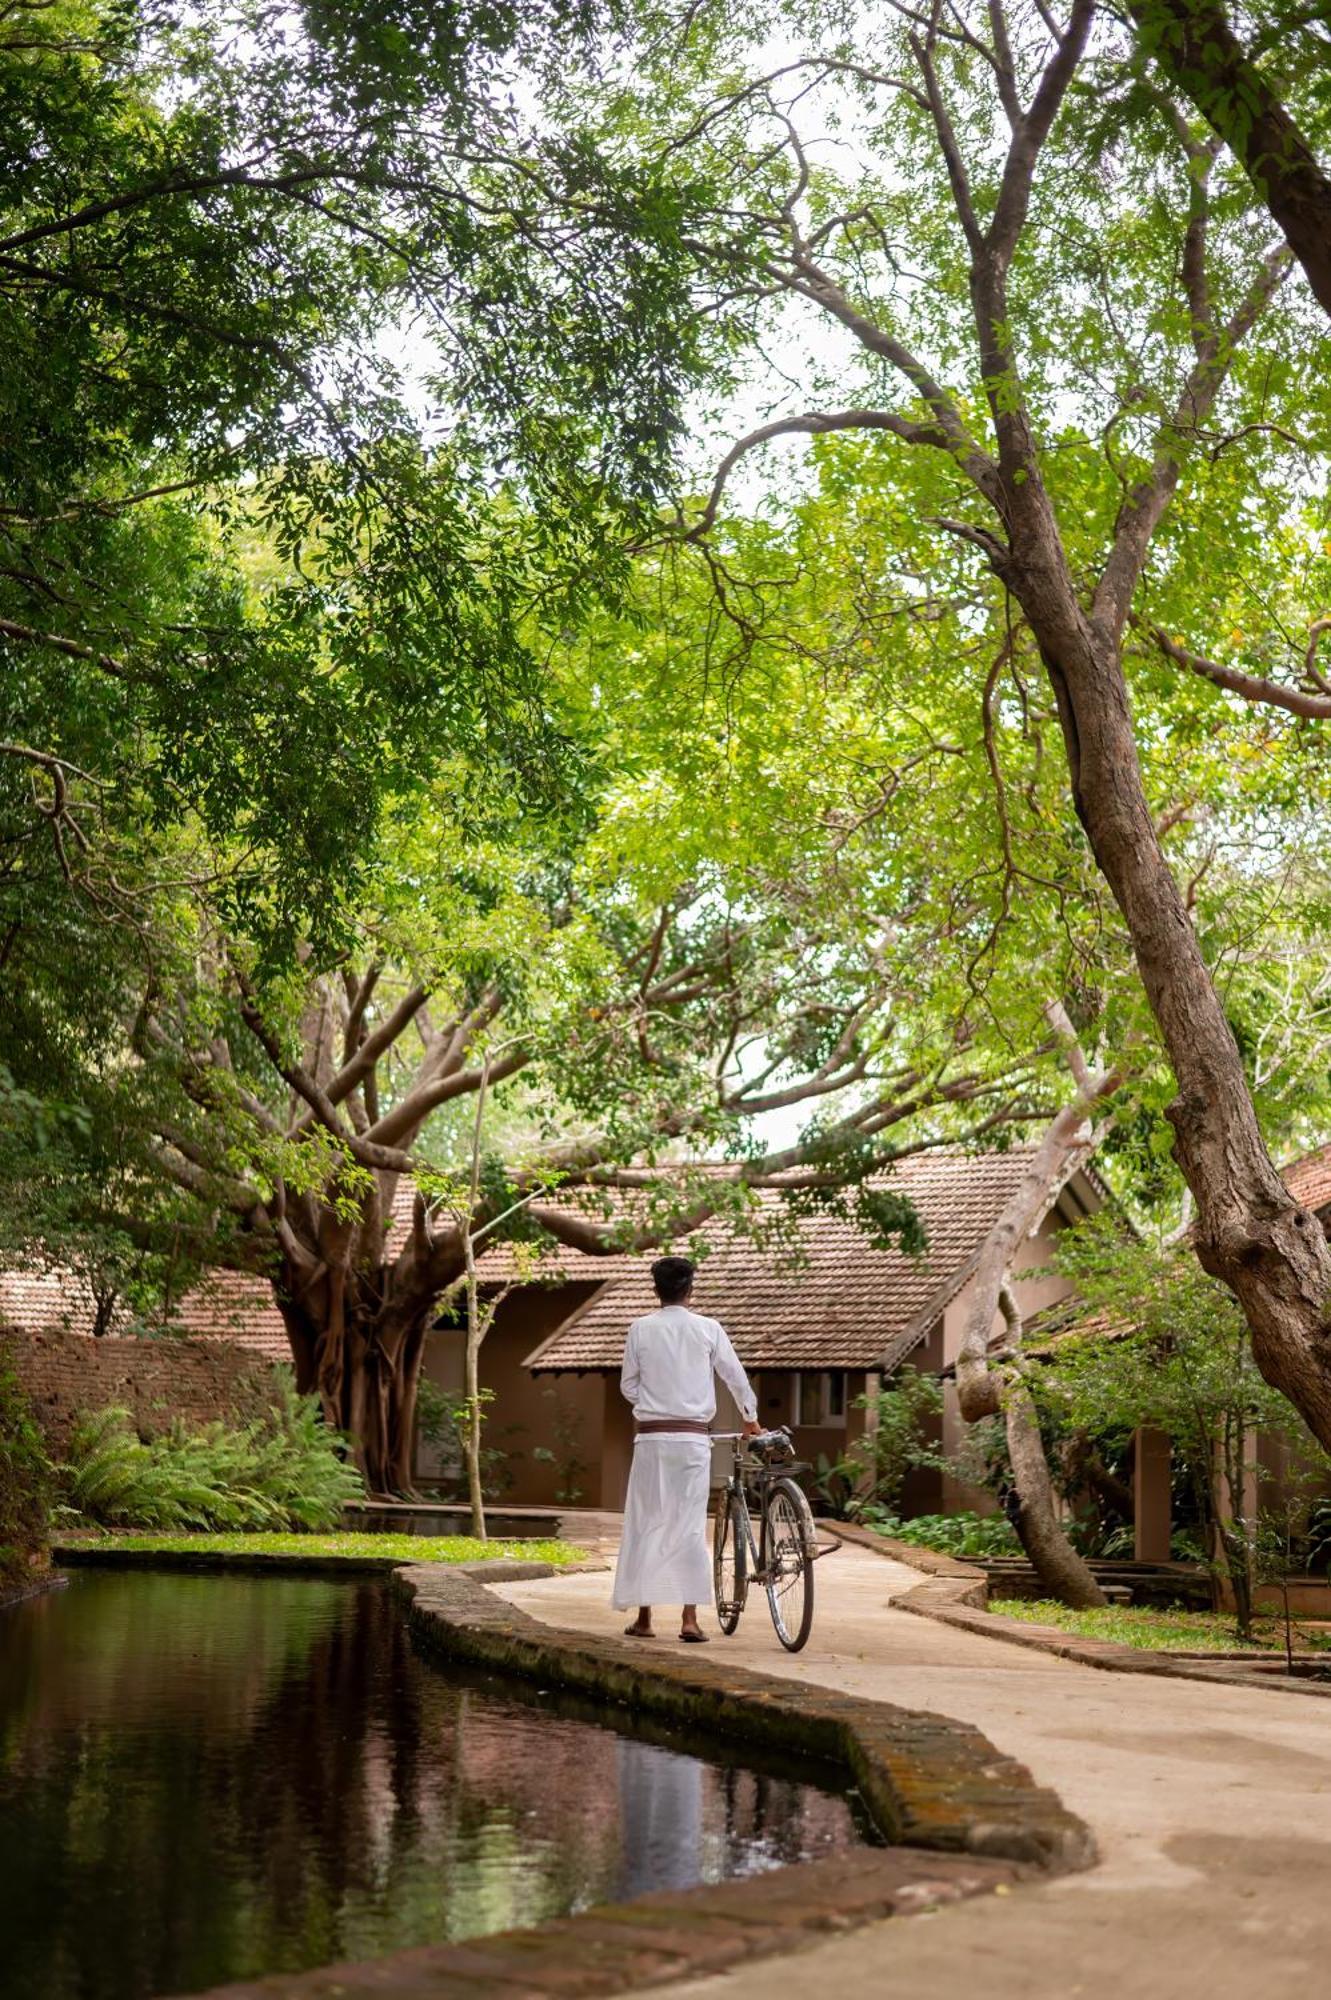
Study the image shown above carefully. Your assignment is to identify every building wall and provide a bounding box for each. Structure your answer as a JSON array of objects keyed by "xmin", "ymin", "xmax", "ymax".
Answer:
[
  {"xmin": 442, "ymin": 1201, "xmax": 1083, "ymax": 1519},
  {"xmin": 420, "ymin": 1285, "xmax": 607, "ymax": 1507},
  {"xmin": 7, "ymin": 1325, "xmax": 281, "ymax": 1451}
]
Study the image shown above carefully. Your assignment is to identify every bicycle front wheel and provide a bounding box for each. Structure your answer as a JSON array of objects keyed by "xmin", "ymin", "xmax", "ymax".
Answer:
[
  {"xmin": 713, "ymin": 1489, "xmax": 748, "ymax": 1634},
  {"xmin": 764, "ymin": 1477, "xmax": 815, "ymax": 1651}
]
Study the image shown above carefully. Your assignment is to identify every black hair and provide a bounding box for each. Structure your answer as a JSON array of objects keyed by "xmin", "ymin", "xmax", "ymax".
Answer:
[{"xmin": 651, "ymin": 1255, "xmax": 696, "ymax": 1304}]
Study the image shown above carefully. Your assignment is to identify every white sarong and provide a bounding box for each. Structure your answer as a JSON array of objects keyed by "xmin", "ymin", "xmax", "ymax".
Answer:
[{"xmin": 611, "ymin": 1434, "xmax": 713, "ymax": 1609}]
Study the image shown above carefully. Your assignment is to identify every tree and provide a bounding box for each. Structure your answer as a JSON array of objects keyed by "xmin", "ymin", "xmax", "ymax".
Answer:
[
  {"xmin": 953, "ymin": 1003, "xmax": 1120, "ymax": 1607},
  {"xmin": 1128, "ymin": 1, "xmax": 1331, "ymax": 322},
  {"xmin": 1044, "ymin": 1215, "xmax": 1330, "ymax": 1634},
  {"xmin": 0, "ymin": 0, "xmax": 708, "ymax": 963},
  {"xmin": 27, "ymin": 588, "xmax": 1069, "ymax": 1494},
  {"xmin": 591, "ymin": 1, "xmax": 1331, "ymax": 1449}
]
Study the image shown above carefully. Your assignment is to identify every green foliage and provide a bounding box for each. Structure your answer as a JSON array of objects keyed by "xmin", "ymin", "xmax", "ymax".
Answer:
[
  {"xmin": 557, "ymin": 0, "xmax": 1331, "ymax": 1237},
  {"xmin": 1046, "ymin": 1216, "xmax": 1331, "ymax": 1629},
  {"xmin": 0, "ymin": 1341, "xmax": 51, "ymax": 1584},
  {"xmin": 813, "ymin": 1368, "xmax": 946, "ymax": 1519},
  {"xmin": 60, "ymin": 1376, "xmax": 363, "ymax": 1532},
  {"xmin": 415, "ymin": 1378, "xmax": 518, "ymax": 1502},
  {"xmin": 863, "ymin": 1509, "xmax": 1021, "ymax": 1559}
]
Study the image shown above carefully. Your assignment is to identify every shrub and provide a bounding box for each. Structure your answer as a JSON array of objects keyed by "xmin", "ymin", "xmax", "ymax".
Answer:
[
  {"xmin": 810, "ymin": 1367, "xmax": 946, "ymax": 1520},
  {"xmin": 862, "ymin": 1507, "xmax": 1021, "ymax": 1558},
  {"xmin": 61, "ymin": 1370, "xmax": 363, "ymax": 1531},
  {"xmin": 416, "ymin": 1378, "xmax": 519, "ymax": 1500},
  {"xmin": 0, "ymin": 1339, "xmax": 51, "ymax": 1583}
]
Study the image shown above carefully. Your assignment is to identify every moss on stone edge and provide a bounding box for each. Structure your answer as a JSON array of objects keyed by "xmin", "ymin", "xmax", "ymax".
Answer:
[{"xmin": 395, "ymin": 1563, "xmax": 1097, "ymax": 1874}]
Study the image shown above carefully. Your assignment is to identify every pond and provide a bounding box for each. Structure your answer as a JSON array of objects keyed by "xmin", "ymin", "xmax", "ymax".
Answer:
[{"xmin": 0, "ymin": 1570, "xmax": 876, "ymax": 2000}]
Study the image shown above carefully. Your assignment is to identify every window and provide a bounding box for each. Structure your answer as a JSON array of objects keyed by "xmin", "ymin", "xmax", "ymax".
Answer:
[{"xmin": 793, "ymin": 1371, "xmax": 847, "ymax": 1428}]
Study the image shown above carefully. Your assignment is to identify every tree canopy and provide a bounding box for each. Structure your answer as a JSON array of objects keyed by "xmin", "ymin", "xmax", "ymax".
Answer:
[
  {"xmin": 539, "ymin": 0, "xmax": 1331, "ymax": 1447},
  {"xmin": 0, "ymin": 0, "xmax": 708, "ymax": 959},
  {"xmin": 9, "ymin": 1, "xmax": 1331, "ymax": 1485}
]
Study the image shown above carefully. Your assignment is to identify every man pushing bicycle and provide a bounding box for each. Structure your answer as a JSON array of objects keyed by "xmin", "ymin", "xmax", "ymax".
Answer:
[{"xmin": 612, "ymin": 1254, "xmax": 759, "ymax": 1644}]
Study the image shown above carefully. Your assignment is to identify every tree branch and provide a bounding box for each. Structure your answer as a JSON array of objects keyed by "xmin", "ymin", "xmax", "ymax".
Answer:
[
  {"xmin": 1093, "ymin": 241, "xmax": 1292, "ymax": 634},
  {"xmin": 235, "ymin": 978, "xmax": 416, "ymax": 1173},
  {"xmin": 1146, "ymin": 622, "xmax": 1331, "ymax": 717},
  {"xmin": 687, "ymin": 409, "xmax": 953, "ymax": 542},
  {"xmin": 1127, "ymin": 0, "xmax": 1331, "ymax": 323}
]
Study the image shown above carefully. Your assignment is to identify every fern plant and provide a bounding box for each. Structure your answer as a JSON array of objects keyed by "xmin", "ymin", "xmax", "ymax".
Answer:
[{"xmin": 61, "ymin": 1371, "xmax": 363, "ymax": 1532}]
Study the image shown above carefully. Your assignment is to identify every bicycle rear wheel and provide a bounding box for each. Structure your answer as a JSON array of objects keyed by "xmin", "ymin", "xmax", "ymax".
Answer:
[
  {"xmin": 713, "ymin": 1489, "xmax": 748, "ymax": 1634},
  {"xmin": 764, "ymin": 1477, "xmax": 815, "ymax": 1652}
]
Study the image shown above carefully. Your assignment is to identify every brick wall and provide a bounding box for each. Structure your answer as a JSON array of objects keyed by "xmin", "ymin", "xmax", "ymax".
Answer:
[{"xmin": 6, "ymin": 1325, "xmax": 283, "ymax": 1451}]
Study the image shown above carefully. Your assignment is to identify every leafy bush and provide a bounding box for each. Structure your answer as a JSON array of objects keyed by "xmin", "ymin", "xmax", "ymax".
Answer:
[
  {"xmin": 862, "ymin": 1507, "xmax": 1020, "ymax": 1558},
  {"xmin": 811, "ymin": 1367, "xmax": 946, "ymax": 1520},
  {"xmin": 0, "ymin": 1339, "xmax": 51, "ymax": 1583},
  {"xmin": 416, "ymin": 1378, "xmax": 519, "ymax": 1501},
  {"xmin": 61, "ymin": 1372, "xmax": 363, "ymax": 1531}
]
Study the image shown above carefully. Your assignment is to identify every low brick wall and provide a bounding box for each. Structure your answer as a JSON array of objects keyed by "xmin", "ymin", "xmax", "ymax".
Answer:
[{"xmin": 7, "ymin": 1325, "xmax": 282, "ymax": 1451}]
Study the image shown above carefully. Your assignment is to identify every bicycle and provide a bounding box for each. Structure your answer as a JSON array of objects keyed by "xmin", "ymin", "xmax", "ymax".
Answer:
[{"xmin": 711, "ymin": 1427, "xmax": 818, "ymax": 1652}]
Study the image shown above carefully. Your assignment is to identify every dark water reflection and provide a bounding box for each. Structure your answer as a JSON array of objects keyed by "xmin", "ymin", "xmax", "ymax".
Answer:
[{"xmin": 0, "ymin": 1571, "xmax": 872, "ymax": 1999}]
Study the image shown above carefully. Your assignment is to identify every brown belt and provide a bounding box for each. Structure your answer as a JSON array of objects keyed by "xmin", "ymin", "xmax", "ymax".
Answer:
[{"xmin": 635, "ymin": 1418, "xmax": 712, "ymax": 1436}]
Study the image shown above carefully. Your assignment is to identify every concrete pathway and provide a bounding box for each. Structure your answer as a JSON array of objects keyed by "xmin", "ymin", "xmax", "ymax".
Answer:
[{"xmin": 497, "ymin": 1542, "xmax": 1331, "ymax": 1996}]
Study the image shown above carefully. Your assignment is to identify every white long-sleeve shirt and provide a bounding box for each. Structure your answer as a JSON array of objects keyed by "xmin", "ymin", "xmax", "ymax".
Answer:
[{"xmin": 619, "ymin": 1303, "xmax": 758, "ymax": 1425}]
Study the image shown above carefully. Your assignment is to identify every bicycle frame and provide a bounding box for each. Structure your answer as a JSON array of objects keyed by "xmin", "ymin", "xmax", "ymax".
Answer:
[{"xmin": 713, "ymin": 1432, "xmax": 800, "ymax": 1585}]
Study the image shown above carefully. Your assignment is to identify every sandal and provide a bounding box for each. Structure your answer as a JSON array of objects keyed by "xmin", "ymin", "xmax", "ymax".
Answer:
[
  {"xmin": 623, "ymin": 1624, "xmax": 655, "ymax": 1639},
  {"xmin": 680, "ymin": 1629, "xmax": 710, "ymax": 1644}
]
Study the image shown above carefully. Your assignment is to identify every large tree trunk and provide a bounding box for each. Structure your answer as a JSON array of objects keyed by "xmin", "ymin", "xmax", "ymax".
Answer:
[
  {"xmin": 1004, "ymin": 538, "xmax": 1331, "ymax": 1449},
  {"xmin": 276, "ymin": 1253, "xmax": 453, "ymax": 1498},
  {"xmin": 1004, "ymin": 1368, "xmax": 1106, "ymax": 1611},
  {"xmin": 955, "ymin": 1067, "xmax": 1111, "ymax": 1608}
]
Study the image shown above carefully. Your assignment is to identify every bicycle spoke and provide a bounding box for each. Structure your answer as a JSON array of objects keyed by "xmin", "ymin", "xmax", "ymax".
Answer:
[{"xmin": 763, "ymin": 1482, "xmax": 815, "ymax": 1651}]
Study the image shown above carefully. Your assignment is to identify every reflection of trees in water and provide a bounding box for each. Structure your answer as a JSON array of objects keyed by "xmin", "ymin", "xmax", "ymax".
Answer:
[
  {"xmin": 713, "ymin": 1762, "xmax": 854, "ymax": 1871},
  {"xmin": 1, "ymin": 1574, "xmax": 862, "ymax": 2000},
  {"xmin": 0, "ymin": 1573, "xmax": 350, "ymax": 2000}
]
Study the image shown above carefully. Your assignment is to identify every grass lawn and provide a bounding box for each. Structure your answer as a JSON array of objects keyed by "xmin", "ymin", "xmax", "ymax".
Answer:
[
  {"xmin": 990, "ymin": 1596, "xmax": 1288, "ymax": 1652},
  {"xmin": 55, "ymin": 1531, "xmax": 583, "ymax": 1566}
]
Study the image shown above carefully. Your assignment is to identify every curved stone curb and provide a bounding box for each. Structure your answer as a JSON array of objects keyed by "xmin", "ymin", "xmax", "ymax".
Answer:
[
  {"xmin": 838, "ymin": 1528, "xmax": 1331, "ymax": 1699},
  {"xmin": 53, "ymin": 1543, "xmax": 405, "ymax": 1576},
  {"xmin": 827, "ymin": 1519, "xmax": 989, "ymax": 1595},
  {"xmin": 176, "ymin": 1847, "xmax": 1025, "ymax": 2000},
  {"xmin": 396, "ymin": 1565, "xmax": 1096, "ymax": 1873},
  {"xmin": 164, "ymin": 1562, "xmax": 1089, "ymax": 2000},
  {"xmin": 0, "ymin": 1568, "xmax": 67, "ymax": 1611},
  {"xmin": 893, "ymin": 1587, "xmax": 1331, "ymax": 1696}
]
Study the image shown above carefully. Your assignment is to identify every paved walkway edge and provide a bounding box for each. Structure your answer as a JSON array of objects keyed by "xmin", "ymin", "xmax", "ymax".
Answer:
[
  {"xmin": 397, "ymin": 1565, "xmax": 1095, "ymax": 1870},
  {"xmin": 830, "ymin": 1521, "xmax": 1331, "ymax": 1698}
]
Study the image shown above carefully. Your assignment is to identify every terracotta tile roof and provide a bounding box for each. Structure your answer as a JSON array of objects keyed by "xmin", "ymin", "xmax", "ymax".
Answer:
[
  {"xmin": 1282, "ymin": 1143, "xmax": 1331, "ymax": 1219},
  {"xmin": 164, "ymin": 1270, "xmax": 290, "ymax": 1361},
  {"xmin": 525, "ymin": 1149, "xmax": 1085, "ymax": 1373},
  {"xmin": 382, "ymin": 1180, "xmax": 643, "ymax": 1283},
  {"xmin": 0, "ymin": 1268, "xmax": 105, "ymax": 1340},
  {"xmin": 0, "ymin": 1262, "xmax": 289, "ymax": 1363}
]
